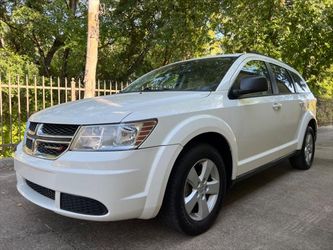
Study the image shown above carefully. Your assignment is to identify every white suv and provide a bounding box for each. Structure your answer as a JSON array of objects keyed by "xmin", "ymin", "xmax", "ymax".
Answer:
[{"xmin": 15, "ymin": 53, "xmax": 317, "ymax": 235}]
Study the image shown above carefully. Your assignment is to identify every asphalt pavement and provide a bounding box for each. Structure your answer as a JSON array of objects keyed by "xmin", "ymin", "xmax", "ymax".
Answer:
[{"xmin": 0, "ymin": 127, "xmax": 332, "ymax": 250}]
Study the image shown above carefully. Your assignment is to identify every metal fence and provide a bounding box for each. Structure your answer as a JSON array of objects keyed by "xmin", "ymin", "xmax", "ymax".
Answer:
[{"xmin": 0, "ymin": 75, "xmax": 128, "ymax": 157}]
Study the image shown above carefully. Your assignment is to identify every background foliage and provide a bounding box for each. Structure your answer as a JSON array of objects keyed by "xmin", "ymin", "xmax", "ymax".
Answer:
[
  {"xmin": 0, "ymin": 0, "xmax": 332, "ymax": 157},
  {"xmin": 0, "ymin": 0, "xmax": 332, "ymax": 97}
]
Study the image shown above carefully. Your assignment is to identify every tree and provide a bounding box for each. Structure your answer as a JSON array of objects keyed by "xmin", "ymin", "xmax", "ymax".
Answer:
[
  {"xmin": 97, "ymin": 0, "xmax": 221, "ymax": 81},
  {"xmin": 216, "ymin": 0, "xmax": 333, "ymax": 96},
  {"xmin": 0, "ymin": 0, "xmax": 87, "ymax": 78},
  {"xmin": 0, "ymin": 0, "xmax": 332, "ymax": 97},
  {"xmin": 84, "ymin": 0, "xmax": 100, "ymax": 98}
]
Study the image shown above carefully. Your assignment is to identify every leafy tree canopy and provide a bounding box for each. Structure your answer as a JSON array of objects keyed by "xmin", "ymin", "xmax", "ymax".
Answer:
[
  {"xmin": 0, "ymin": 49, "xmax": 38, "ymax": 78},
  {"xmin": 0, "ymin": 0, "xmax": 332, "ymax": 97},
  {"xmin": 218, "ymin": 0, "xmax": 333, "ymax": 96}
]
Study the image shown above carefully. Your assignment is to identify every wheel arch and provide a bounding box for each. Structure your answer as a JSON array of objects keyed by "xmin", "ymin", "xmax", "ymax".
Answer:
[
  {"xmin": 308, "ymin": 118, "xmax": 317, "ymax": 140},
  {"xmin": 139, "ymin": 115, "xmax": 238, "ymax": 219},
  {"xmin": 297, "ymin": 111, "xmax": 317, "ymax": 149},
  {"xmin": 176, "ymin": 132, "xmax": 233, "ymax": 190},
  {"xmin": 161, "ymin": 115, "xmax": 239, "ymax": 182}
]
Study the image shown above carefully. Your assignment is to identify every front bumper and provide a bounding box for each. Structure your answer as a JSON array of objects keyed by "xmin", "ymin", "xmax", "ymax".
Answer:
[{"xmin": 14, "ymin": 143, "xmax": 181, "ymax": 221}]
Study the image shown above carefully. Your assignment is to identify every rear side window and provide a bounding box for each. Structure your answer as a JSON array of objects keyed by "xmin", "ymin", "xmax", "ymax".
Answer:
[
  {"xmin": 270, "ymin": 64, "xmax": 295, "ymax": 94},
  {"xmin": 289, "ymin": 71, "xmax": 310, "ymax": 93}
]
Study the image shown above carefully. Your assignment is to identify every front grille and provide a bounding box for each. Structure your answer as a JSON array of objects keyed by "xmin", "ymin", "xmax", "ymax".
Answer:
[
  {"xmin": 60, "ymin": 193, "xmax": 108, "ymax": 216},
  {"xmin": 41, "ymin": 123, "xmax": 79, "ymax": 137},
  {"xmin": 25, "ymin": 137, "xmax": 33, "ymax": 150},
  {"xmin": 24, "ymin": 122, "xmax": 79, "ymax": 159},
  {"xmin": 26, "ymin": 179, "xmax": 55, "ymax": 200},
  {"xmin": 29, "ymin": 122, "xmax": 38, "ymax": 132}
]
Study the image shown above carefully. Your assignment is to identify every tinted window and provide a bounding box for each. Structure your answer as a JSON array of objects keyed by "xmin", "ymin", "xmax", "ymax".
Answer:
[
  {"xmin": 122, "ymin": 57, "xmax": 235, "ymax": 93},
  {"xmin": 289, "ymin": 71, "xmax": 310, "ymax": 93},
  {"xmin": 271, "ymin": 64, "xmax": 295, "ymax": 94},
  {"xmin": 232, "ymin": 60, "xmax": 272, "ymax": 97}
]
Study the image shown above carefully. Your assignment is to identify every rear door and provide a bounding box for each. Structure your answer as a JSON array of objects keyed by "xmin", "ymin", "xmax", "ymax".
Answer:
[
  {"xmin": 289, "ymin": 70, "xmax": 312, "ymax": 119},
  {"xmin": 268, "ymin": 63, "xmax": 302, "ymax": 146}
]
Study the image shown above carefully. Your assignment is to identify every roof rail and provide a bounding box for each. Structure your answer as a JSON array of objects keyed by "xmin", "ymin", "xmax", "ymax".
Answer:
[
  {"xmin": 246, "ymin": 51, "xmax": 268, "ymax": 57},
  {"xmin": 244, "ymin": 52, "xmax": 297, "ymax": 71}
]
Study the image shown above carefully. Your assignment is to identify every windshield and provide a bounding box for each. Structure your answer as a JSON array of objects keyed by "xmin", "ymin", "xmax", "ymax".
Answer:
[{"xmin": 122, "ymin": 57, "xmax": 236, "ymax": 93}]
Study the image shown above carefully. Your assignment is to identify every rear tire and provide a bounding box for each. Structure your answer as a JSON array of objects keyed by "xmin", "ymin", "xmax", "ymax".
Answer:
[
  {"xmin": 159, "ymin": 144, "xmax": 226, "ymax": 235},
  {"xmin": 290, "ymin": 126, "xmax": 315, "ymax": 170}
]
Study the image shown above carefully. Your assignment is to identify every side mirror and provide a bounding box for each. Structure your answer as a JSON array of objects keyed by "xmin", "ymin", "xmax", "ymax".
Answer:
[{"xmin": 232, "ymin": 76, "xmax": 268, "ymax": 98}]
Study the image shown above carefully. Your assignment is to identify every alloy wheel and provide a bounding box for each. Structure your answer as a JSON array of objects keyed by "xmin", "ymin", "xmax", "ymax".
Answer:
[
  {"xmin": 183, "ymin": 159, "xmax": 220, "ymax": 221},
  {"xmin": 304, "ymin": 133, "xmax": 314, "ymax": 165}
]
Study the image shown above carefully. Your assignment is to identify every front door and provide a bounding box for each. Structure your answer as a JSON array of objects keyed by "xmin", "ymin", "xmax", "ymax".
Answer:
[{"xmin": 224, "ymin": 60, "xmax": 284, "ymax": 175}]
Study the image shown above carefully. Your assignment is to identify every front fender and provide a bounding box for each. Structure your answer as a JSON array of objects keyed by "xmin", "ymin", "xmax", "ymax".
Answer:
[{"xmin": 140, "ymin": 114, "xmax": 238, "ymax": 219}]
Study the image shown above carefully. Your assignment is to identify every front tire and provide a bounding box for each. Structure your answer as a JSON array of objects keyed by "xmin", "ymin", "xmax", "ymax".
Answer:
[
  {"xmin": 160, "ymin": 144, "xmax": 226, "ymax": 235},
  {"xmin": 290, "ymin": 126, "xmax": 315, "ymax": 170}
]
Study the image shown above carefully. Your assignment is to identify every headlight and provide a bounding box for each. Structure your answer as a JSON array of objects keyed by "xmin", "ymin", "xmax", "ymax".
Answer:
[{"xmin": 70, "ymin": 119, "xmax": 157, "ymax": 151}]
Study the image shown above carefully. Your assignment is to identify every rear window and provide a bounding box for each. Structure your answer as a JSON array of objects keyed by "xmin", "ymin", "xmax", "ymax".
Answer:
[{"xmin": 289, "ymin": 71, "xmax": 311, "ymax": 93}]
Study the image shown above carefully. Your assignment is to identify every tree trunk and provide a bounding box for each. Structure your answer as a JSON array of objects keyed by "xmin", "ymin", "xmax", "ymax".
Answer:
[
  {"xmin": 61, "ymin": 48, "xmax": 70, "ymax": 79},
  {"xmin": 84, "ymin": 0, "xmax": 99, "ymax": 98},
  {"xmin": 0, "ymin": 37, "xmax": 4, "ymax": 48},
  {"xmin": 44, "ymin": 37, "xmax": 64, "ymax": 76}
]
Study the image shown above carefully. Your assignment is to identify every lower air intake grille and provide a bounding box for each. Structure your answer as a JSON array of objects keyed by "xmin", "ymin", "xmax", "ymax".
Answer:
[
  {"xmin": 26, "ymin": 180, "xmax": 55, "ymax": 200},
  {"xmin": 25, "ymin": 137, "xmax": 33, "ymax": 150},
  {"xmin": 60, "ymin": 193, "xmax": 108, "ymax": 216}
]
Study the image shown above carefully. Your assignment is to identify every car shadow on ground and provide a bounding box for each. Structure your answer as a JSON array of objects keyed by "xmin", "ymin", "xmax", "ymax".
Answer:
[{"xmin": 224, "ymin": 160, "xmax": 295, "ymax": 207}]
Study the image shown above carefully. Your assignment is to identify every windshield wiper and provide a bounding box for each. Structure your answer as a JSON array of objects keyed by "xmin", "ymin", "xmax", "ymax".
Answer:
[{"xmin": 140, "ymin": 87, "xmax": 173, "ymax": 92}]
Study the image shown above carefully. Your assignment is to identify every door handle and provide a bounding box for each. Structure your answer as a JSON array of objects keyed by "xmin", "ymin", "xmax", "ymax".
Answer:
[
  {"xmin": 299, "ymin": 101, "xmax": 305, "ymax": 108},
  {"xmin": 272, "ymin": 103, "xmax": 282, "ymax": 111}
]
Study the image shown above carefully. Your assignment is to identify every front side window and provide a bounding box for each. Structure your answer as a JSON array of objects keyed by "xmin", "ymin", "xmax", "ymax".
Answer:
[
  {"xmin": 289, "ymin": 71, "xmax": 310, "ymax": 93},
  {"xmin": 231, "ymin": 60, "xmax": 272, "ymax": 98},
  {"xmin": 270, "ymin": 64, "xmax": 295, "ymax": 94},
  {"xmin": 122, "ymin": 57, "xmax": 236, "ymax": 93}
]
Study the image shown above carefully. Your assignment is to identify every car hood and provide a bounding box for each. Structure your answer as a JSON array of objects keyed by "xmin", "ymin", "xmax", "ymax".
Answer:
[{"xmin": 30, "ymin": 92, "xmax": 211, "ymax": 124}]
